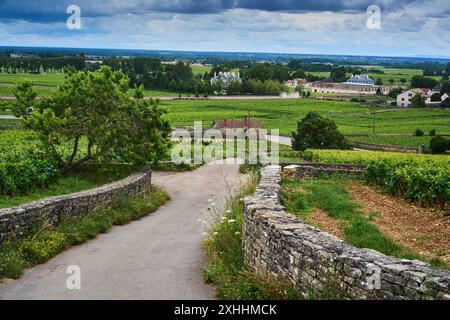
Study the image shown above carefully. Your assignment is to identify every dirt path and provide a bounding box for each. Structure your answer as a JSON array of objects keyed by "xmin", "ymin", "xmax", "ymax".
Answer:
[{"xmin": 0, "ymin": 161, "xmax": 244, "ymax": 300}]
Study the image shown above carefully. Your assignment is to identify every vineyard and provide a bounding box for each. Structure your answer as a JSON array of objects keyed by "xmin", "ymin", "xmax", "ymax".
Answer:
[
  {"xmin": 295, "ymin": 150, "xmax": 450, "ymax": 208},
  {"xmin": 162, "ymin": 99, "xmax": 450, "ymax": 137}
]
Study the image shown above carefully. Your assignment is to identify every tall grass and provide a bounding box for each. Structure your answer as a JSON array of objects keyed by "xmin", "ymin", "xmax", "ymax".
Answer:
[{"xmin": 204, "ymin": 171, "xmax": 300, "ymax": 300}]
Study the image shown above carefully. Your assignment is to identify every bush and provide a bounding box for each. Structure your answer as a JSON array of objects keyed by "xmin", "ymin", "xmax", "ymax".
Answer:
[
  {"xmin": 366, "ymin": 159, "xmax": 449, "ymax": 207},
  {"xmin": 429, "ymin": 129, "xmax": 436, "ymax": 136},
  {"xmin": 292, "ymin": 112, "xmax": 350, "ymax": 151},
  {"xmin": 415, "ymin": 128, "xmax": 424, "ymax": 137},
  {"xmin": 430, "ymin": 136, "xmax": 450, "ymax": 154},
  {"xmin": 0, "ymin": 151, "xmax": 59, "ymax": 195}
]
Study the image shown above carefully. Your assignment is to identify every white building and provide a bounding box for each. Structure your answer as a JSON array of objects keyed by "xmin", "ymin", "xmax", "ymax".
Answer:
[
  {"xmin": 285, "ymin": 78, "xmax": 308, "ymax": 89},
  {"xmin": 396, "ymin": 88, "xmax": 439, "ymax": 107},
  {"xmin": 305, "ymin": 81, "xmax": 391, "ymax": 96},
  {"xmin": 344, "ymin": 74, "xmax": 375, "ymax": 86},
  {"xmin": 210, "ymin": 72, "xmax": 241, "ymax": 87}
]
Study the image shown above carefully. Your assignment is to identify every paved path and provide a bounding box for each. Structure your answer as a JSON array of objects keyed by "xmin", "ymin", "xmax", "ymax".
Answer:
[
  {"xmin": 0, "ymin": 161, "xmax": 243, "ymax": 300},
  {"xmin": 0, "ymin": 115, "xmax": 16, "ymax": 119}
]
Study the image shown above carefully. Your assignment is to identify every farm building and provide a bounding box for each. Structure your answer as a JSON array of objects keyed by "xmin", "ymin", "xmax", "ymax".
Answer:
[
  {"xmin": 305, "ymin": 81, "xmax": 391, "ymax": 96},
  {"xmin": 396, "ymin": 88, "xmax": 441, "ymax": 107},
  {"xmin": 212, "ymin": 118, "xmax": 262, "ymax": 133},
  {"xmin": 285, "ymin": 78, "xmax": 308, "ymax": 88}
]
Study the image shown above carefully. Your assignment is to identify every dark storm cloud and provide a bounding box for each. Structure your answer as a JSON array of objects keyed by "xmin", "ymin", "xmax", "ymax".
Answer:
[{"xmin": 0, "ymin": 0, "xmax": 421, "ymax": 23}]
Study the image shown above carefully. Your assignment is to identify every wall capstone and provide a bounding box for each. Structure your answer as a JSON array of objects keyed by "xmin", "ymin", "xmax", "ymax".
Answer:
[
  {"xmin": 243, "ymin": 165, "xmax": 450, "ymax": 300},
  {"xmin": 0, "ymin": 168, "xmax": 152, "ymax": 244}
]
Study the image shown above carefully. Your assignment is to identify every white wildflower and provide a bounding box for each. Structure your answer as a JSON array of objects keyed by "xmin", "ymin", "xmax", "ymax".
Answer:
[{"xmin": 228, "ymin": 219, "xmax": 236, "ymax": 223}]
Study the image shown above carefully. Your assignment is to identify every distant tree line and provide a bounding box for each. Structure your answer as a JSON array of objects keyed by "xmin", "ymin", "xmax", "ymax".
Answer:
[{"xmin": 0, "ymin": 56, "xmax": 86, "ymax": 74}]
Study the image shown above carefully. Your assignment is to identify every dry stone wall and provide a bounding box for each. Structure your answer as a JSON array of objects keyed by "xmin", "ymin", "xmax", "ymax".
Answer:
[
  {"xmin": 0, "ymin": 169, "xmax": 152, "ymax": 244},
  {"xmin": 243, "ymin": 166, "xmax": 450, "ymax": 300}
]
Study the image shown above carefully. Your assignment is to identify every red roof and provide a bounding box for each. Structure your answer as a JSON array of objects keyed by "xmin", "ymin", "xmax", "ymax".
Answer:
[{"xmin": 213, "ymin": 119, "xmax": 262, "ymax": 130}]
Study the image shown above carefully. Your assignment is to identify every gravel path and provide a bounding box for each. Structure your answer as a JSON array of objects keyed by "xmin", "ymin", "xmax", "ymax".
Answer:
[{"xmin": 0, "ymin": 161, "xmax": 243, "ymax": 300}]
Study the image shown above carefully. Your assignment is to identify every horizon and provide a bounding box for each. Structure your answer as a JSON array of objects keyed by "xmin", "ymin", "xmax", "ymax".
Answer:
[{"xmin": 2, "ymin": 45, "xmax": 450, "ymax": 62}]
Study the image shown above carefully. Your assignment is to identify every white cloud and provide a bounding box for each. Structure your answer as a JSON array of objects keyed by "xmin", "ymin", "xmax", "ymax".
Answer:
[{"xmin": 0, "ymin": 3, "xmax": 449, "ymax": 57}]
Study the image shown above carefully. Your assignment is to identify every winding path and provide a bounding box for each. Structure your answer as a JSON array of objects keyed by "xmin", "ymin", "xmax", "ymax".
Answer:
[{"xmin": 0, "ymin": 161, "xmax": 243, "ymax": 300}]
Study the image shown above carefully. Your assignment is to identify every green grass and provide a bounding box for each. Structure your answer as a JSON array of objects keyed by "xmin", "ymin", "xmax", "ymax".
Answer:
[
  {"xmin": 350, "ymin": 135, "xmax": 433, "ymax": 148},
  {"xmin": 0, "ymin": 187, "xmax": 169, "ymax": 279},
  {"xmin": 0, "ymin": 167, "xmax": 134, "ymax": 209},
  {"xmin": 143, "ymin": 89, "xmax": 181, "ymax": 97},
  {"xmin": 191, "ymin": 65, "xmax": 212, "ymax": 76},
  {"xmin": 0, "ymin": 84, "xmax": 54, "ymax": 96},
  {"xmin": 282, "ymin": 178, "xmax": 420, "ymax": 258},
  {"xmin": 204, "ymin": 173, "xmax": 300, "ymax": 300},
  {"xmin": 0, "ymin": 73, "xmax": 64, "ymax": 86},
  {"xmin": 161, "ymin": 99, "xmax": 450, "ymax": 136}
]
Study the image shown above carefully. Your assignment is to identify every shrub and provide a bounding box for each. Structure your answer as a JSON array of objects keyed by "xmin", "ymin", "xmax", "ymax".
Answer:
[
  {"xmin": 415, "ymin": 128, "xmax": 424, "ymax": 137},
  {"xmin": 292, "ymin": 112, "xmax": 350, "ymax": 151},
  {"xmin": 429, "ymin": 129, "xmax": 437, "ymax": 136},
  {"xmin": 430, "ymin": 136, "xmax": 450, "ymax": 154},
  {"xmin": 0, "ymin": 151, "xmax": 59, "ymax": 195}
]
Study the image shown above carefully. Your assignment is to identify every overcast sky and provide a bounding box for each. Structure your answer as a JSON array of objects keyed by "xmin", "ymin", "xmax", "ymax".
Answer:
[{"xmin": 0, "ymin": 0, "xmax": 449, "ymax": 57}]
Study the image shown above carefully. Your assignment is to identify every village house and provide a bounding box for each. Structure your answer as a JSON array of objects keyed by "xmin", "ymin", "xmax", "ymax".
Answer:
[
  {"xmin": 285, "ymin": 78, "xmax": 308, "ymax": 89},
  {"xmin": 212, "ymin": 118, "xmax": 262, "ymax": 134},
  {"xmin": 396, "ymin": 88, "xmax": 441, "ymax": 107}
]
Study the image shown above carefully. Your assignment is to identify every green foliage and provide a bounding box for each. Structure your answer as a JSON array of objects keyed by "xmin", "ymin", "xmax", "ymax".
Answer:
[
  {"xmin": 415, "ymin": 128, "xmax": 424, "ymax": 137},
  {"xmin": 429, "ymin": 136, "xmax": 450, "ymax": 154},
  {"xmin": 411, "ymin": 93, "xmax": 426, "ymax": 108},
  {"xmin": 330, "ymin": 67, "xmax": 347, "ymax": 83},
  {"xmin": 431, "ymin": 92, "xmax": 442, "ymax": 102},
  {"xmin": 0, "ymin": 187, "xmax": 169, "ymax": 279},
  {"xmin": 411, "ymin": 75, "xmax": 439, "ymax": 89},
  {"xmin": 14, "ymin": 66, "xmax": 171, "ymax": 173},
  {"xmin": 12, "ymin": 80, "xmax": 37, "ymax": 118},
  {"xmin": 388, "ymin": 87, "xmax": 403, "ymax": 98},
  {"xmin": 292, "ymin": 112, "xmax": 350, "ymax": 151},
  {"xmin": 366, "ymin": 160, "xmax": 449, "ymax": 207},
  {"xmin": 204, "ymin": 174, "xmax": 299, "ymax": 300},
  {"xmin": 429, "ymin": 129, "xmax": 436, "ymax": 136},
  {"xmin": 0, "ymin": 149, "xmax": 59, "ymax": 196}
]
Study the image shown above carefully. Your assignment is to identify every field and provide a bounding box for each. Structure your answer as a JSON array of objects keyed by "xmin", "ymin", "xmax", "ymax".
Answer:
[
  {"xmin": 0, "ymin": 73, "xmax": 64, "ymax": 86},
  {"xmin": 143, "ymin": 89, "xmax": 180, "ymax": 97},
  {"xmin": 310, "ymin": 67, "xmax": 441, "ymax": 85},
  {"xmin": 0, "ymin": 73, "xmax": 182, "ymax": 98},
  {"xmin": 191, "ymin": 64, "xmax": 212, "ymax": 76},
  {"xmin": 161, "ymin": 99, "xmax": 450, "ymax": 136}
]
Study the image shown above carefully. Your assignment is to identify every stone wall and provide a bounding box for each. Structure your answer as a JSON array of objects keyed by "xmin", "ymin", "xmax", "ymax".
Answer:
[
  {"xmin": 281, "ymin": 162, "xmax": 366, "ymax": 180},
  {"xmin": 0, "ymin": 169, "xmax": 152, "ymax": 244},
  {"xmin": 351, "ymin": 141, "xmax": 420, "ymax": 154},
  {"xmin": 243, "ymin": 166, "xmax": 450, "ymax": 300}
]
